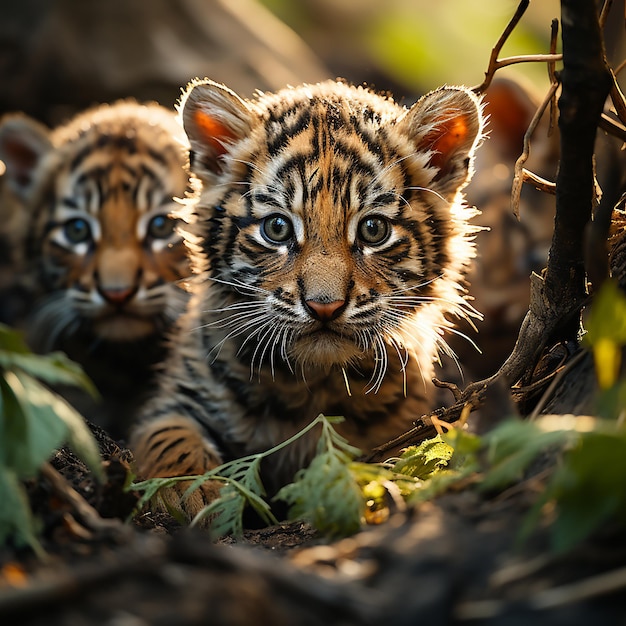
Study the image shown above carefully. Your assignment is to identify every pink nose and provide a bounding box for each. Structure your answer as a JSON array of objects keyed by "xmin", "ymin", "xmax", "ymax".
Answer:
[
  {"xmin": 305, "ymin": 299, "xmax": 345, "ymax": 321},
  {"xmin": 99, "ymin": 286, "xmax": 136, "ymax": 306}
]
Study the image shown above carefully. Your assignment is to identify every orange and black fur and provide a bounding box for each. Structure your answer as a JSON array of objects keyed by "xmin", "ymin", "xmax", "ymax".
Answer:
[
  {"xmin": 0, "ymin": 101, "xmax": 192, "ymax": 436},
  {"xmin": 130, "ymin": 79, "xmax": 485, "ymax": 516}
]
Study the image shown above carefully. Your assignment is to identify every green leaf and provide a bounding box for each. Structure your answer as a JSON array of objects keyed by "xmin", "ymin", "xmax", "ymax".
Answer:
[
  {"xmin": 1, "ymin": 371, "xmax": 68, "ymax": 477},
  {"xmin": 316, "ymin": 415, "xmax": 362, "ymax": 459},
  {"xmin": 273, "ymin": 415, "xmax": 364, "ymax": 536},
  {"xmin": 0, "ymin": 375, "xmax": 28, "ymax": 469},
  {"xmin": 0, "ymin": 350, "xmax": 98, "ymax": 398},
  {"xmin": 1, "ymin": 370, "xmax": 104, "ymax": 482},
  {"xmin": 276, "ymin": 450, "xmax": 364, "ymax": 537},
  {"xmin": 392, "ymin": 435, "xmax": 454, "ymax": 479},
  {"xmin": 547, "ymin": 430, "xmax": 626, "ymax": 552},
  {"xmin": 192, "ymin": 484, "xmax": 246, "ymax": 538},
  {"xmin": 408, "ymin": 468, "xmax": 473, "ymax": 505},
  {"xmin": 443, "ymin": 428, "xmax": 483, "ymax": 460},
  {"xmin": 585, "ymin": 279, "xmax": 626, "ymax": 346},
  {"xmin": 0, "ymin": 324, "xmax": 31, "ymax": 354},
  {"xmin": 130, "ymin": 475, "xmax": 185, "ymax": 521},
  {"xmin": 220, "ymin": 454, "xmax": 266, "ymax": 496},
  {"xmin": 594, "ymin": 380, "xmax": 626, "ymax": 421},
  {"xmin": 0, "ymin": 467, "xmax": 45, "ymax": 557},
  {"xmin": 16, "ymin": 370, "xmax": 104, "ymax": 482},
  {"xmin": 480, "ymin": 418, "xmax": 574, "ymax": 491}
]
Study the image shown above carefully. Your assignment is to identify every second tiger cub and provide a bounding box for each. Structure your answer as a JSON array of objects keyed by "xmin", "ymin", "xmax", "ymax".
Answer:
[{"xmin": 0, "ymin": 101, "xmax": 192, "ymax": 436}]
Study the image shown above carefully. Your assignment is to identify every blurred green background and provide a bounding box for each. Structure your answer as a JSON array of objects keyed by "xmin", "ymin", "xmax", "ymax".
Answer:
[
  {"xmin": 260, "ymin": 0, "xmax": 564, "ymax": 93},
  {"xmin": 3, "ymin": 0, "xmax": 611, "ymax": 126}
]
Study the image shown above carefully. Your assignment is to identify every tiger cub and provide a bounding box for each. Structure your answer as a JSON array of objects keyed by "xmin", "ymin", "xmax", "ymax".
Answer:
[
  {"xmin": 130, "ymin": 79, "xmax": 485, "ymax": 517},
  {"xmin": 0, "ymin": 101, "xmax": 192, "ymax": 437}
]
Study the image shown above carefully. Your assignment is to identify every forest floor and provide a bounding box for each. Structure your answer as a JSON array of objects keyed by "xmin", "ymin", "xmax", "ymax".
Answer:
[{"xmin": 1, "ymin": 406, "xmax": 625, "ymax": 626}]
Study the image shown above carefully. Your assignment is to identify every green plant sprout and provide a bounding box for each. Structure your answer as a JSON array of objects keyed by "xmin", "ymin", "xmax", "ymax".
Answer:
[
  {"xmin": 131, "ymin": 415, "xmax": 465, "ymax": 539},
  {"xmin": 131, "ymin": 414, "xmax": 360, "ymax": 539}
]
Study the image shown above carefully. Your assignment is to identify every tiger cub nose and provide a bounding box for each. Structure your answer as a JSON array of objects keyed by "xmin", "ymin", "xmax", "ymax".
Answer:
[
  {"xmin": 99, "ymin": 285, "xmax": 137, "ymax": 306},
  {"xmin": 304, "ymin": 299, "xmax": 346, "ymax": 321}
]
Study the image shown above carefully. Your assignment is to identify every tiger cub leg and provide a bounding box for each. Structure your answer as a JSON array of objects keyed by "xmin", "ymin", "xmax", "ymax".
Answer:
[{"xmin": 130, "ymin": 415, "xmax": 223, "ymax": 522}]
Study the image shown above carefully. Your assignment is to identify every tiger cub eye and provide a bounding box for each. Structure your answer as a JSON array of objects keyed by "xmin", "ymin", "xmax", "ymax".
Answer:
[
  {"xmin": 358, "ymin": 216, "xmax": 390, "ymax": 245},
  {"xmin": 63, "ymin": 217, "xmax": 92, "ymax": 244},
  {"xmin": 262, "ymin": 214, "xmax": 294, "ymax": 243},
  {"xmin": 147, "ymin": 214, "xmax": 176, "ymax": 239}
]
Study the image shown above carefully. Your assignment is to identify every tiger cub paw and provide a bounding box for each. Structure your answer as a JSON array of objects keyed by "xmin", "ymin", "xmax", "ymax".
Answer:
[{"xmin": 130, "ymin": 415, "xmax": 224, "ymax": 524}]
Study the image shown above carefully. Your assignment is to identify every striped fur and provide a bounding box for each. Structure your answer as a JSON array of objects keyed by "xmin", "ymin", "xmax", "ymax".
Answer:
[
  {"xmin": 0, "ymin": 101, "xmax": 192, "ymax": 435},
  {"xmin": 131, "ymin": 79, "xmax": 485, "ymax": 518}
]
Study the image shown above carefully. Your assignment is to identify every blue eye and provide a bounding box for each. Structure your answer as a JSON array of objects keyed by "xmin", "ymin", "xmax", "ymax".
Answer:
[
  {"xmin": 147, "ymin": 214, "xmax": 176, "ymax": 239},
  {"xmin": 261, "ymin": 214, "xmax": 294, "ymax": 244},
  {"xmin": 358, "ymin": 216, "xmax": 391, "ymax": 245},
  {"xmin": 63, "ymin": 218, "xmax": 91, "ymax": 244}
]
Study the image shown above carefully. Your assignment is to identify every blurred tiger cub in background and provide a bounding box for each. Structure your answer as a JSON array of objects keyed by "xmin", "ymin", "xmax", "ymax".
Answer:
[
  {"xmin": 0, "ymin": 101, "xmax": 192, "ymax": 437},
  {"xmin": 130, "ymin": 78, "xmax": 485, "ymax": 520}
]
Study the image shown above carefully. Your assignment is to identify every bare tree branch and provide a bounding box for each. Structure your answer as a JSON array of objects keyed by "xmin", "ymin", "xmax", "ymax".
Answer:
[
  {"xmin": 472, "ymin": 0, "xmax": 562, "ymax": 94},
  {"xmin": 511, "ymin": 81, "xmax": 560, "ymax": 217}
]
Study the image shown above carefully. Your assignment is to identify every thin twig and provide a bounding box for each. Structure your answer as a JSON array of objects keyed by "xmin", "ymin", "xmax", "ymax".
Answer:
[
  {"xmin": 599, "ymin": 0, "xmax": 614, "ymax": 29},
  {"xmin": 433, "ymin": 377, "xmax": 463, "ymax": 402},
  {"xmin": 509, "ymin": 347, "xmax": 571, "ymax": 402},
  {"xmin": 471, "ymin": 0, "xmax": 561, "ymax": 95},
  {"xmin": 521, "ymin": 169, "xmax": 557, "ymax": 194},
  {"xmin": 490, "ymin": 53, "xmax": 563, "ymax": 71},
  {"xmin": 608, "ymin": 69, "xmax": 626, "ymax": 128},
  {"xmin": 490, "ymin": 554, "xmax": 555, "ymax": 588},
  {"xmin": 511, "ymin": 81, "xmax": 560, "ymax": 217},
  {"xmin": 473, "ymin": 0, "xmax": 531, "ymax": 94}
]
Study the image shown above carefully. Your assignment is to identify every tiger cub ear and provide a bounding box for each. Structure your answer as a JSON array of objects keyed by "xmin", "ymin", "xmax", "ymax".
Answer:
[
  {"xmin": 399, "ymin": 86, "xmax": 485, "ymax": 199},
  {"xmin": 179, "ymin": 79, "xmax": 253, "ymax": 179},
  {"xmin": 0, "ymin": 114, "xmax": 52, "ymax": 202}
]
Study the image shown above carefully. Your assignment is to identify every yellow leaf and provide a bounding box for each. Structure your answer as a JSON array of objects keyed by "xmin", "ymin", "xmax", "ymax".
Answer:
[{"xmin": 593, "ymin": 338, "xmax": 621, "ymax": 390}]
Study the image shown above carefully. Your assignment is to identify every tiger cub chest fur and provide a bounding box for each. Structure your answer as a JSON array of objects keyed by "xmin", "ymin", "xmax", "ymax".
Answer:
[
  {"xmin": 131, "ymin": 79, "xmax": 485, "ymax": 513},
  {"xmin": 0, "ymin": 101, "xmax": 192, "ymax": 436}
]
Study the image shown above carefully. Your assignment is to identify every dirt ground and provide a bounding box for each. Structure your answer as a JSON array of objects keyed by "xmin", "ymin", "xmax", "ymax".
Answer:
[{"xmin": 1, "ymin": 408, "xmax": 625, "ymax": 626}]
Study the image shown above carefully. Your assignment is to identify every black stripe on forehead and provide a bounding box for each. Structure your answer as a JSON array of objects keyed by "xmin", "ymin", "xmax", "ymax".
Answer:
[
  {"xmin": 69, "ymin": 144, "xmax": 94, "ymax": 172},
  {"xmin": 333, "ymin": 140, "xmax": 378, "ymax": 178},
  {"xmin": 266, "ymin": 106, "xmax": 312, "ymax": 156},
  {"xmin": 68, "ymin": 133, "xmax": 170, "ymax": 172},
  {"xmin": 71, "ymin": 165, "xmax": 110, "ymax": 205},
  {"xmin": 273, "ymin": 152, "xmax": 309, "ymax": 188}
]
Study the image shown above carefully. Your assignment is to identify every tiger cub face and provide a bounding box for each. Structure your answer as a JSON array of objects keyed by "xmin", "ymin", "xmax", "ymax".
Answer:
[
  {"xmin": 0, "ymin": 101, "xmax": 192, "ymax": 349},
  {"xmin": 181, "ymin": 80, "xmax": 484, "ymax": 390}
]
